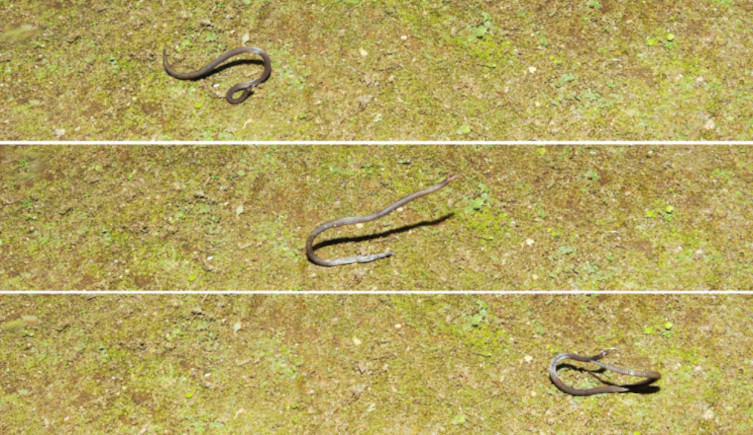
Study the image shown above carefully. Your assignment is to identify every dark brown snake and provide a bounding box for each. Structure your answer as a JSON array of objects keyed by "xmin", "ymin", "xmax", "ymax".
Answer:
[
  {"xmin": 306, "ymin": 176, "xmax": 457, "ymax": 267},
  {"xmin": 163, "ymin": 46, "xmax": 272, "ymax": 104},
  {"xmin": 550, "ymin": 349, "xmax": 661, "ymax": 396}
]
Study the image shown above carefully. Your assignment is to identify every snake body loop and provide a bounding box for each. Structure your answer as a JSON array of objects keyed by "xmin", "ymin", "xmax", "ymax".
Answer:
[
  {"xmin": 306, "ymin": 176, "xmax": 457, "ymax": 267},
  {"xmin": 550, "ymin": 349, "xmax": 661, "ymax": 396},
  {"xmin": 163, "ymin": 46, "xmax": 272, "ymax": 104}
]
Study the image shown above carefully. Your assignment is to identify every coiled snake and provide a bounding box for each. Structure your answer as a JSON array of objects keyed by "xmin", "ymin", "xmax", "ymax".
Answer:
[
  {"xmin": 550, "ymin": 349, "xmax": 661, "ymax": 396},
  {"xmin": 163, "ymin": 46, "xmax": 272, "ymax": 104}
]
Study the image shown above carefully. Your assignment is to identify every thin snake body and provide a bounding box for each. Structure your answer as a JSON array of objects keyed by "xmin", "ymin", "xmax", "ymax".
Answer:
[
  {"xmin": 550, "ymin": 350, "xmax": 661, "ymax": 396},
  {"xmin": 306, "ymin": 176, "xmax": 457, "ymax": 267},
  {"xmin": 163, "ymin": 46, "xmax": 272, "ymax": 104}
]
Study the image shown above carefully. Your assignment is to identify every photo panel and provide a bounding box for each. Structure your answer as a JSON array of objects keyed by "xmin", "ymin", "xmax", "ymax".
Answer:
[
  {"xmin": 1, "ymin": 294, "xmax": 749, "ymax": 432},
  {"xmin": 2, "ymin": 144, "xmax": 751, "ymax": 290},
  {"xmin": 2, "ymin": 1, "xmax": 751, "ymax": 140}
]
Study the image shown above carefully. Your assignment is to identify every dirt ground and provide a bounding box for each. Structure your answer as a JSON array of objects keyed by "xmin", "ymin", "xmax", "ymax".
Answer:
[
  {"xmin": 2, "ymin": 1, "xmax": 752, "ymax": 140},
  {"xmin": 2, "ymin": 145, "xmax": 752, "ymax": 290},
  {"xmin": 1, "ymin": 295, "xmax": 751, "ymax": 433},
  {"xmin": 2, "ymin": 1, "xmax": 752, "ymax": 433}
]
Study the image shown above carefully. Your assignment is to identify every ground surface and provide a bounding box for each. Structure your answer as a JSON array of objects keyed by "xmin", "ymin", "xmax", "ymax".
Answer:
[
  {"xmin": 2, "ymin": 2, "xmax": 751, "ymax": 432},
  {"xmin": 2, "ymin": 1, "xmax": 752, "ymax": 140},
  {"xmin": 1, "ymin": 295, "xmax": 751, "ymax": 433},
  {"xmin": 2, "ymin": 145, "xmax": 752, "ymax": 290}
]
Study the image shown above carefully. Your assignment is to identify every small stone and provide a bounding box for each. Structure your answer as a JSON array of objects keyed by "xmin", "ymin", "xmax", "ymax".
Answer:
[
  {"xmin": 400, "ymin": 35, "xmax": 407, "ymax": 41},
  {"xmin": 526, "ymin": 238, "xmax": 534, "ymax": 246},
  {"xmin": 355, "ymin": 94, "xmax": 373, "ymax": 107},
  {"xmin": 353, "ymin": 337, "xmax": 362, "ymax": 346},
  {"xmin": 235, "ymin": 204, "xmax": 244, "ymax": 216},
  {"xmin": 395, "ymin": 324, "xmax": 401, "ymax": 329},
  {"xmin": 359, "ymin": 48, "xmax": 368, "ymax": 57},
  {"xmin": 528, "ymin": 66, "xmax": 537, "ymax": 74},
  {"xmin": 703, "ymin": 119, "xmax": 716, "ymax": 130},
  {"xmin": 524, "ymin": 355, "xmax": 533, "ymax": 363}
]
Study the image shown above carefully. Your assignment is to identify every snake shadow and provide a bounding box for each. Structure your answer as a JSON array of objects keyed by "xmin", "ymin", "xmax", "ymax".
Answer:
[
  {"xmin": 555, "ymin": 363, "xmax": 661, "ymax": 395},
  {"xmin": 311, "ymin": 213, "xmax": 455, "ymax": 252}
]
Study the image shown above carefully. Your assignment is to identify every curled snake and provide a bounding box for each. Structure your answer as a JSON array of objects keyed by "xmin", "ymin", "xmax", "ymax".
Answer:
[
  {"xmin": 163, "ymin": 46, "xmax": 271, "ymax": 104},
  {"xmin": 550, "ymin": 349, "xmax": 661, "ymax": 396}
]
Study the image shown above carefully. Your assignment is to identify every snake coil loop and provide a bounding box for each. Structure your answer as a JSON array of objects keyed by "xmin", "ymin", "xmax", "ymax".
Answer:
[{"xmin": 550, "ymin": 349, "xmax": 661, "ymax": 396}]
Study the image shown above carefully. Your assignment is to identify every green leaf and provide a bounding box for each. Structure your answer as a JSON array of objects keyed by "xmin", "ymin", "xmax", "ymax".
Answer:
[
  {"xmin": 585, "ymin": 170, "xmax": 600, "ymax": 181},
  {"xmin": 452, "ymin": 415, "xmax": 467, "ymax": 425},
  {"xmin": 469, "ymin": 314, "xmax": 483, "ymax": 327},
  {"xmin": 558, "ymin": 246, "xmax": 574, "ymax": 256}
]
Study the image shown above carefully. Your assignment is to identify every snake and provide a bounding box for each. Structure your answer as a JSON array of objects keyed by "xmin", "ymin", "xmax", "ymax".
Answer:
[
  {"xmin": 163, "ymin": 46, "xmax": 272, "ymax": 104},
  {"xmin": 306, "ymin": 175, "xmax": 457, "ymax": 267},
  {"xmin": 549, "ymin": 349, "xmax": 661, "ymax": 396}
]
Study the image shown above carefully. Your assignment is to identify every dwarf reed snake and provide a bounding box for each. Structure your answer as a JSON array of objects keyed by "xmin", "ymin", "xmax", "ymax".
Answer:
[
  {"xmin": 306, "ymin": 176, "xmax": 457, "ymax": 267},
  {"xmin": 550, "ymin": 349, "xmax": 661, "ymax": 396},
  {"xmin": 163, "ymin": 46, "xmax": 272, "ymax": 104}
]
